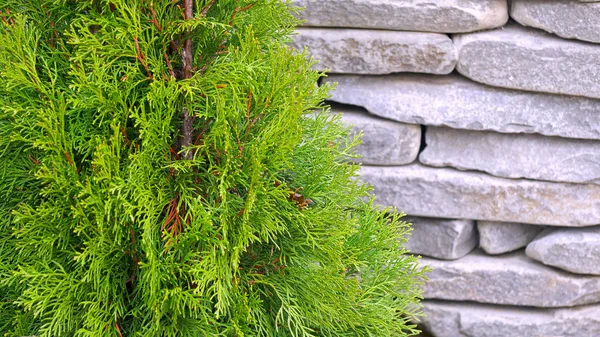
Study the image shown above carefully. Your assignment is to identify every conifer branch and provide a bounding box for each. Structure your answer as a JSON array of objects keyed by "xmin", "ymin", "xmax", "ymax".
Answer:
[
  {"xmin": 163, "ymin": 50, "xmax": 176, "ymax": 78},
  {"xmin": 147, "ymin": 3, "xmax": 162, "ymax": 32},
  {"xmin": 0, "ymin": 2, "xmax": 426, "ymax": 335},
  {"xmin": 134, "ymin": 36, "xmax": 153, "ymax": 80},
  {"xmin": 201, "ymin": 0, "xmax": 217, "ymax": 17}
]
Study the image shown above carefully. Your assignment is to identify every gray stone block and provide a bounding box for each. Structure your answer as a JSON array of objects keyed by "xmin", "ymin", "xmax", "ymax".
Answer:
[
  {"xmin": 326, "ymin": 74, "xmax": 600, "ymax": 140},
  {"xmin": 420, "ymin": 300, "xmax": 600, "ymax": 337},
  {"xmin": 293, "ymin": 0, "xmax": 508, "ymax": 33},
  {"xmin": 454, "ymin": 23, "xmax": 600, "ymax": 99},
  {"xmin": 526, "ymin": 227, "xmax": 600, "ymax": 275},
  {"xmin": 422, "ymin": 250, "xmax": 600, "ymax": 307},
  {"xmin": 511, "ymin": 0, "xmax": 600, "ymax": 43},
  {"xmin": 291, "ymin": 28, "xmax": 457, "ymax": 75},
  {"xmin": 478, "ymin": 221, "xmax": 544, "ymax": 255},
  {"xmin": 405, "ymin": 217, "xmax": 477, "ymax": 260},
  {"xmin": 420, "ymin": 127, "xmax": 600, "ymax": 184},
  {"xmin": 333, "ymin": 107, "xmax": 421, "ymax": 165},
  {"xmin": 360, "ymin": 164, "xmax": 600, "ymax": 226}
]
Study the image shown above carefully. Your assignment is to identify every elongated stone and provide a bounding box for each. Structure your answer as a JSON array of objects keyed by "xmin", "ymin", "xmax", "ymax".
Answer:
[
  {"xmin": 334, "ymin": 107, "xmax": 421, "ymax": 165},
  {"xmin": 293, "ymin": 0, "xmax": 508, "ymax": 33},
  {"xmin": 420, "ymin": 127, "xmax": 600, "ymax": 184},
  {"xmin": 405, "ymin": 217, "xmax": 477, "ymax": 260},
  {"xmin": 526, "ymin": 227, "xmax": 600, "ymax": 275},
  {"xmin": 361, "ymin": 164, "xmax": 600, "ymax": 226},
  {"xmin": 291, "ymin": 28, "xmax": 457, "ymax": 75},
  {"xmin": 422, "ymin": 250, "xmax": 600, "ymax": 307},
  {"xmin": 478, "ymin": 221, "xmax": 544, "ymax": 255},
  {"xmin": 454, "ymin": 24, "xmax": 600, "ymax": 99},
  {"xmin": 420, "ymin": 301, "xmax": 600, "ymax": 337},
  {"xmin": 511, "ymin": 0, "xmax": 600, "ymax": 43},
  {"xmin": 326, "ymin": 74, "xmax": 600, "ymax": 140}
]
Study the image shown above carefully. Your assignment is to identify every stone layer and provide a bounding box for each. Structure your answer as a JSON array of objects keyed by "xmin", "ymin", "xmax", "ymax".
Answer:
[
  {"xmin": 334, "ymin": 107, "xmax": 421, "ymax": 165},
  {"xmin": 422, "ymin": 250, "xmax": 600, "ymax": 307},
  {"xmin": 454, "ymin": 24, "xmax": 600, "ymax": 99},
  {"xmin": 360, "ymin": 164, "xmax": 600, "ymax": 226},
  {"xmin": 420, "ymin": 301, "xmax": 600, "ymax": 337},
  {"xmin": 511, "ymin": 0, "xmax": 600, "ymax": 43},
  {"xmin": 478, "ymin": 221, "xmax": 543, "ymax": 255},
  {"xmin": 293, "ymin": 0, "xmax": 508, "ymax": 33},
  {"xmin": 526, "ymin": 227, "xmax": 600, "ymax": 275},
  {"xmin": 326, "ymin": 74, "xmax": 600, "ymax": 140},
  {"xmin": 420, "ymin": 127, "xmax": 600, "ymax": 184},
  {"xmin": 291, "ymin": 28, "xmax": 457, "ymax": 75},
  {"xmin": 405, "ymin": 217, "xmax": 477, "ymax": 260}
]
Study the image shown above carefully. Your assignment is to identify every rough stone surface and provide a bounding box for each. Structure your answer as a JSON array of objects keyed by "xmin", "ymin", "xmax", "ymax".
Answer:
[
  {"xmin": 526, "ymin": 227, "xmax": 600, "ymax": 275},
  {"xmin": 326, "ymin": 74, "xmax": 600, "ymax": 140},
  {"xmin": 419, "ymin": 127, "xmax": 600, "ymax": 184},
  {"xmin": 333, "ymin": 107, "xmax": 421, "ymax": 165},
  {"xmin": 511, "ymin": 0, "xmax": 600, "ymax": 43},
  {"xmin": 293, "ymin": 0, "xmax": 508, "ymax": 33},
  {"xmin": 291, "ymin": 28, "xmax": 457, "ymax": 75},
  {"xmin": 420, "ymin": 301, "xmax": 600, "ymax": 337},
  {"xmin": 478, "ymin": 221, "xmax": 544, "ymax": 255},
  {"xmin": 453, "ymin": 23, "xmax": 600, "ymax": 99},
  {"xmin": 404, "ymin": 217, "xmax": 477, "ymax": 260},
  {"xmin": 360, "ymin": 164, "xmax": 600, "ymax": 226},
  {"xmin": 421, "ymin": 250, "xmax": 600, "ymax": 307}
]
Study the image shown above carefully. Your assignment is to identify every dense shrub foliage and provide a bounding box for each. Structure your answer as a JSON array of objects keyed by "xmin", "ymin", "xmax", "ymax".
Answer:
[{"xmin": 0, "ymin": 1, "xmax": 425, "ymax": 336}]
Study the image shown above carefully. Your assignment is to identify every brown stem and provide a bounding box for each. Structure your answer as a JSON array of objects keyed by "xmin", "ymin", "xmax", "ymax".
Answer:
[
  {"xmin": 134, "ymin": 37, "xmax": 153, "ymax": 80},
  {"xmin": 115, "ymin": 322, "xmax": 123, "ymax": 337},
  {"xmin": 201, "ymin": 0, "xmax": 217, "ymax": 16},
  {"xmin": 182, "ymin": 0, "xmax": 193, "ymax": 79},
  {"xmin": 180, "ymin": 0, "xmax": 194, "ymax": 160}
]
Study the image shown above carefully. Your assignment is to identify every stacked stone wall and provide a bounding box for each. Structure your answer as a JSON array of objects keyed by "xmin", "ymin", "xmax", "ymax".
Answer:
[{"xmin": 292, "ymin": 0, "xmax": 600, "ymax": 336}]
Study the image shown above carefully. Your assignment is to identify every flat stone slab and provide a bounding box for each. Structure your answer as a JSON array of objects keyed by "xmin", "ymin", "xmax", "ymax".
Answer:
[
  {"xmin": 478, "ymin": 221, "xmax": 544, "ymax": 255},
  {"xmin": 361, "ymin": 164, "xmax": 600, "ymax": 226},
  {"xmin": 422, "ymin": 250, "xmax": 600, "ymax": 307},
  {"xmin": 454, "ymin": 23, "xmax": 600, "ymax": 99},
  {"xmin": 291, "ymin": 28, "xmax": 457, "ymax": 75},
  {"xmin": 420, "ymin": 127, "xmax": 600, "ymax": 184},
  {"xmin": 333, "ymin": 107, "xmax": 421, "ymax": 165},
  {"xmin": 420, "ymin": 301, "xmax": 600, "ymax": 337},
  {"xmin": 526, "ymin": 227, "xmax": 600, "ymax": 275},
  {"xmin": 405, "ymin": 217, "xmax": 477, "ymax": 260},
  {"xmin": 511, "ymin": 0, "xmax": 600, "ymax": 43},
  {"xmin": 293, "ymin": 0, "xmax": 508, "ymax": 33},
  {"xmin": 326, "ymin": 74, "xmax": 600, "ymax": 140}
]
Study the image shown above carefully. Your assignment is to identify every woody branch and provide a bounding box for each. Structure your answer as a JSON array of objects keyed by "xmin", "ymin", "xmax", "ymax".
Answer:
[{"xmin": 181, "ymin": 0, "xmax": 194, "ymax": 160}]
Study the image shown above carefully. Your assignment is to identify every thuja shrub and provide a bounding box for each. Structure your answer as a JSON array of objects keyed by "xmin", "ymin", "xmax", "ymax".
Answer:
[{"xmin": 0, "ymin": 1, "xmax": 426, "ymax": 336}]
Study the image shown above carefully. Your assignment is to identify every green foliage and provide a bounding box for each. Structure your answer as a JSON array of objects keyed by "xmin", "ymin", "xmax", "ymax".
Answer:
[{"xmin": 0, "ymin": 1, "xmax": 426, "ymax": 336}]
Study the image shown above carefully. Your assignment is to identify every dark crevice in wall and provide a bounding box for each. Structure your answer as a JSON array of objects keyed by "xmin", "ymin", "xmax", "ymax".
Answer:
[
  {"xmin": 326, "ymin": 101, "xmax": 407, "ymax": 125},
  {"xmin": 326, "ymin": 100, "xmax": 364, "ymax": 110},
  {"xmin": 419, "ymin": 124, "xmax": 428, "ymax": 155},
  {"xmin": 316, "ymin": 74, "xmax": 328, "ymax": 87},
  {"xmin": 325, "ymin": 100, "xmax": 372, "ymax": 115}
]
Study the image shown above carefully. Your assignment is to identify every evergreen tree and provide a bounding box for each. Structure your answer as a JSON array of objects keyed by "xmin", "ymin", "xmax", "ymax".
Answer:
[{"xmin": 0, "ymin": 1, "xmax": 426, "ymax": 336}]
